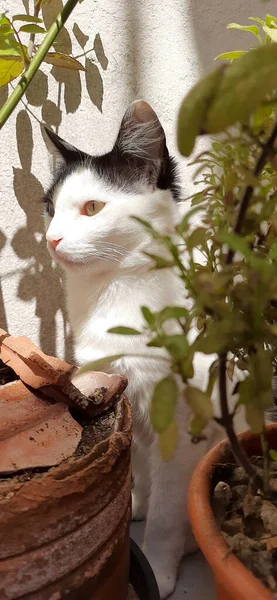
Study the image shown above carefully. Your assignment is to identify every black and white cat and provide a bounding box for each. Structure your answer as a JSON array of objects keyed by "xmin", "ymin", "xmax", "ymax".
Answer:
[{"xmin": 43, "ymin": 101, "xmax": 247, "ymax": 598}]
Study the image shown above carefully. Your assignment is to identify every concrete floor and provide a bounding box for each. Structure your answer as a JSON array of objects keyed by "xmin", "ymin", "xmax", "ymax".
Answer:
[{"xmin": 131, "ymin": 522, "xmax": 216, "ymax": 600}]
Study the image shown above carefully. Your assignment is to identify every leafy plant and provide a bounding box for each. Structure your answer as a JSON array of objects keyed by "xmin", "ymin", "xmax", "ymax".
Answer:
[
  {"xmin": 82, "ymin": 14, "xmax": 277, "ymax": 495},
  {"xmin": 0, "ymin": 0, "xmax": 85, "ymax": 129}
]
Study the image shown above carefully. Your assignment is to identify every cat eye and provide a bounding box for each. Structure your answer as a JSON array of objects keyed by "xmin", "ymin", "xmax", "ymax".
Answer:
[{"xmin": 84, "ymin": 201, "xmax": 105, "ymax": 216}]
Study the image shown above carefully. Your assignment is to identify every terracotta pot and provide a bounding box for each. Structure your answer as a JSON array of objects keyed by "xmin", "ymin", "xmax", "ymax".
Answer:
[
  {"xmin": 0, "ymin": 385, "xmax": 132, "ymax": 599},
  {"xmin": 188, "ymin": 424, "xmax": 277, "ymax": 600}
]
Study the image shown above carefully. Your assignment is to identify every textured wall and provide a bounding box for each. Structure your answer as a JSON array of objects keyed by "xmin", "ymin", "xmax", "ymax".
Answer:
[{"xmin": 0, "ymin": 0, "xmax": 264, "ymax": 359}]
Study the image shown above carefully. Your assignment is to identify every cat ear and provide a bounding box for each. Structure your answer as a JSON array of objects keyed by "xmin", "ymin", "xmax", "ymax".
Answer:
[
  {"xmin": 115, "ymin": 100, "xmax": 167, "ymax": 162},
  {"xmin": 43, "ymin": 127, "xmax": 85, "ymax": 163}
]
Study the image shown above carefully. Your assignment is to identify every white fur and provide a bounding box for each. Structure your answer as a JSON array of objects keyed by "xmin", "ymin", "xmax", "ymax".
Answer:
[{"xmin": 45, "ymin": 167, "xmax": 247, "ymax": 598}]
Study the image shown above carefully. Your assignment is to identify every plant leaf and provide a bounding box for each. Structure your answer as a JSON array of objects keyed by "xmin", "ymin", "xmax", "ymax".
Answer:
[
  {"xmin": 190, "ymin": 414, "xmax": 208, "ymax": 436},
  {"xmin": 164, "ymin": 335, "xmax": 189, "ymax": 360},
  {"xmin": 214, "ymin": 50, "xmax": 247, "ymax": 61},
  {"xmin": 144, "ymin": 252, "xmax": 174, "ymax": 269},
  {"xmin": 157, "ymin": 306, "xmax": 189, "ymax": 323},
  {"xmin": 159, "ymin": 420, "xmax": 178, "ymax": 461},
  {"xmin": 270, "ymin": 449, "xmax": 277, "ymax": 463},
  {"xmin": 76, "ymin": 354, "xmax": 124, "ymax": 375},
  {"xmin": 131, "ymin": 216, "xmax": 162, "ymax": 240},
  {"xmin": 245, "ymin": 404, "xmax": 264, "ymax": 434},
  {"xmin": 227, "ymin": 23, "xmax": 261, "ymax": 41},
  {"xmin": 177, "ymin": 205, "xmax": 204, "ymax": 234},
  {"xmin": 265, "ymin": 14, "xmax": 276, "ymax": 28},
  {"xmin": 0, "ymin": 36, "xmax": 22, "ymax": 57},
  {"xmin": 205, "ymin": 44, "xmax": 277, "ymax": 133},
  {"xmin": 217, "ymin": 231, "xmax": 252, "ymax": 260},
  {"xmin": 141, "ymin": 306, "xmax": 156, "ymax": 327},
  {"xmin": 263, "ymin": 25, "xmax": 277, "ymax": 43},
  {"xmin": 177, "ymin": 66, "xmax": 225, "ymax": 156},
  {"xmin": 0, "ymin": 56, "xmax": 24, "ymax": 86},
  {"xmin": 186, "ymin": 385, "xmax": 213, "ymax": 425},
  {"xmin": 19, "ymin": 24, "xmax": 46, "ymax": 34},
  {"xmin": 108, "ymin": 326, "xmax": 141, "ymax": 335},
  {"xmin": 12, "ymin": 15, "xmax": 43, "ymax": 23},
  {"xmin": 248, "ymin": 17, "xmax": 265, "ymax": 26},
  {"xmin": 43, "ymin": 52, "xmax": 86, "ymax": 71},
  {"xmin": 150, "ymin": 376, "xmax": 178, "ymax": 433}
]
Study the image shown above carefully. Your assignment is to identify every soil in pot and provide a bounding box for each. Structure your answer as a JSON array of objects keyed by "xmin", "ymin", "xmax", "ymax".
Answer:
[{"xmin": 212, "ymin": 457, "xmax": 277, "ymax": 597}]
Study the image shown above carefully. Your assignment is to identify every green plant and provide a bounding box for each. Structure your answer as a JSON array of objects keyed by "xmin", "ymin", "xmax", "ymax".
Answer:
[
  {"xmin": 0, "ymin": 0, "xmax": 85, "ymax": 129},
  {"xmin": 81, "ymin": 14, "xmax": 277, "ymax": 494}
]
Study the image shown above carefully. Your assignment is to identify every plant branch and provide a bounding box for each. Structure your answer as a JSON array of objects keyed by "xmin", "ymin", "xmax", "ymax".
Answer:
[
  {"xmin": 227, "ymin": 120, "xmax": 277, "ymax": 264},
  {"xmin": 11, "ymin": 22, "xmax": 30, "ymax": 68},
  {"xmin": 219, "ymin": 352, "xmax": 263, "ymax": 488},
  {"xmin": 0, "ymin": 0, "xmax": 81, "ymax": 130},
  {"xmin": 219, "ymin": 119, "xmax": 277, "ymax": 489}
]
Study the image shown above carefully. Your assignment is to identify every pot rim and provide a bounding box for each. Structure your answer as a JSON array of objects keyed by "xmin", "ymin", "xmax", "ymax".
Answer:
[{"xmin": 188, "ymin": 424, "xmax": 277, "ymax": 600}]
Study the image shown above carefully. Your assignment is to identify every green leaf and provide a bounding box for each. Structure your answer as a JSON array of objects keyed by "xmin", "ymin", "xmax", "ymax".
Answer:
[
  {"xmin": 269, "ymin": 240, "xmax": 277, "ymax": 259},
  {"xmin": 108, "ymin": 326, "xmax": 141, "ymax": 335},
  {"xmin": 159, "ymin": 420, "xmax": 178, "ymax": 461},
  {"xmin": 156, "ymin": 306, "xmax": 189, "ymax": 324},
  {"xmin": 217, "ymin": 231, "xmax": 252, "ymax": 260},
  {"xmin": 205, "ymin": 44, "xmax": 277, "ymax": 133},
  {"xmin": 186, "ymin": 386, "xmax": 213, "ymax": 426},
  {"xmin": 190, "ymin": 414, "xmax": 208, "ymax": 436},
  {"xmin": 214, "ymin": 51, "xmax": 247, "ymax": 62},
  {"xmin": 150, "ymin": 376, "xmax": 178, "ymax": 433},
  {"xmin": 164, "ymin": 335, "xmax": 189, "ymax": 360},
  {"xmin": 245, "ymin": 404, "xmax": 264, "ymax": 434},
  {"xmin": 144, "ymin": 252, "xmax": 174, "ymax": 269},
  {"xmin": 248, "ymin": 18, "xmax": 265, "ymax": 26},
  {"xmin": 131, "ymin": 216, "xmax": 162, "ymax": 240},
  {"xmin": 141, "ymin": 306, "xmax": 156, "ymax": 327},
  {"xmin": 0, "ymin": 35, "xmax": 22, "ymax": 57},
  {"xmin": 0, "ymin": 24, "xmax": 14, "ymax": 36},
  {"xmin": 227, "ymin": 23, "xmax": 261, "ymax": 41},
  {"xmin": 19, "ymin": 24, "xmax": 46, "ymax": 34},
  {"xmin": 0, "ymin": 55, "xmax": 24, "ymax": 86},
  {"xmin": 177, "ymin": 205, "xmax": 204, "ymax": 234},
  {"xmin": 177, "ymin": 66, "xmax": 225, "ymax": 157},
  {"xmin": 262, "ymin": 25, "xmax": 277, "ymax": 43},
  {"xmin": 269, "ymin": 449, "xmax": 277, "ymax": 463},
  {"xmin": 187, "ymin": 227, "xmax": 207, "ymax": 250},
  {"xmin": 265, "ymin": 14, "xmax": 277, "ymax": 28},
  {"xmin": 43, "ymin": 52, "xmax": 86, "ymax": 71},
  {"xmin": 76, "ymin": 354, "xmax": 124, "ymax": 375},
  {"xmin": 12, "ymin": 15, "xmax": 43, "ymax": 23}
]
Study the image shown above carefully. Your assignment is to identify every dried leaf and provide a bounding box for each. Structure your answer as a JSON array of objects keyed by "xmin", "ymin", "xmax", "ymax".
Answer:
[{"xmin": 44, "ymin": 52, "xmax": 86, "ymax": 71}]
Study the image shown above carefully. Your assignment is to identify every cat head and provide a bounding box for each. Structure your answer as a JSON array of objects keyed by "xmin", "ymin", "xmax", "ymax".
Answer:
[{"xmin": 43, "ymin": 100, "xmax": 180, "ymax": 275}]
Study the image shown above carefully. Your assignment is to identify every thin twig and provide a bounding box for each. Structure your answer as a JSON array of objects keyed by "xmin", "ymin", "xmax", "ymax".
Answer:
[{"xmin": 28, "ymin": 3, "xmax": 40, "ymax": 59}]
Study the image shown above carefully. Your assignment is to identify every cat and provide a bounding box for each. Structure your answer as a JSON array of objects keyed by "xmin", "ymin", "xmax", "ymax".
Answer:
[{"xmin": 43, "ymin": 100, "xmax": 248, "ymax": 598}]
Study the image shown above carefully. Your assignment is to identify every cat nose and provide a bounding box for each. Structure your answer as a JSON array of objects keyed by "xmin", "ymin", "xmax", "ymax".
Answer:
[{"xmin": 49, "ymin": 238, "xmax": 62, "ymax": 250}]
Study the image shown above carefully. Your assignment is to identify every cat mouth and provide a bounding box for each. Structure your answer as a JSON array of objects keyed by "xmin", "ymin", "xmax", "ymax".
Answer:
[{"xmin": 47, "ymin": 246, "xmax": 84, "ymax": 269}]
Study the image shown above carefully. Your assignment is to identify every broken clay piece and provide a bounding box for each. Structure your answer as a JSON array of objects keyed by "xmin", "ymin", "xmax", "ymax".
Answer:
[{"xmin": 0, "ymin": 381, "xmax": 82, "ymax": 473}]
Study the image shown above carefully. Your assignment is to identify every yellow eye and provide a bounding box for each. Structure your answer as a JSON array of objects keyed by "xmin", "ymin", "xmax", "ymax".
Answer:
[{"xmin": 84, "ymin": 201, "xmax": 105, "ymax": 216}]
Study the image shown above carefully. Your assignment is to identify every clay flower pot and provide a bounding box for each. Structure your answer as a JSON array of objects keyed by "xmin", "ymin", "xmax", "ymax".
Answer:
[
  {"xmin": 188, "ymin": 425, "xmax": 277, "ymax": 600},
  {"xmin": 0, "ymin": 329, "xmax": 132, "ymax": 599}
]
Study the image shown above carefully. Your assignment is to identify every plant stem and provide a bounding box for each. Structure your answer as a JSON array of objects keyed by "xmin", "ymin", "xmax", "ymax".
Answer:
[
  {"xmin": 219, "ymin": 352, "xmax": 263, "ymax": 488},
  {"xmin": 219, "ymin": 119, "xmax": 277, "ymax": 490},
  {"xmin": 260, "ymin": 428, "xmax": 270, "ymax": 495},
  {"xmin": 227, "ymin": 120, "xmax": 277, "ymax": 265},
  {"xmin": 0, "ymin": 0, "xmax": 81, "ymax": 130}
]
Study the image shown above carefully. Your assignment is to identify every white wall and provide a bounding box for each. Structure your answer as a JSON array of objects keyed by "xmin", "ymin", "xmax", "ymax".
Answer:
[{"xmin": 0, "ymin": 0, "xmax": 264, "ymax": 359}]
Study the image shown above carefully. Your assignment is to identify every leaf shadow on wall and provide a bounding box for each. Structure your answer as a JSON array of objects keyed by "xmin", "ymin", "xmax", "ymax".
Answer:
[
  {"xmin": 0, "ymin": 3, "xmax": 108, "ymax": 358},
  {"xmin": 11, "ymin": 110, "xmax": 73, "ymax": 359}
]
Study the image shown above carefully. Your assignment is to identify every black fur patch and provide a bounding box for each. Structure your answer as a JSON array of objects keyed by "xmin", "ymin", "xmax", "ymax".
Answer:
[{"xmin": 43, "ymin": 127, "xmax": 181, "ymax": 214}]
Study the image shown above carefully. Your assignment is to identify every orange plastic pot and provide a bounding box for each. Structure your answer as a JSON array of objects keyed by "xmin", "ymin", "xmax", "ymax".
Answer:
[{"xmin": 188, "ymin": 424, "xmax": 277, "ymax": 600}]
